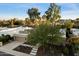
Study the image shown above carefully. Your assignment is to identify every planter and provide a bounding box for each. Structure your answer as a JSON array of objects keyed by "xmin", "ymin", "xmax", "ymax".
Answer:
[{"xmin": 0, "ymin": 42, "xmax": 3, "ymax": 47}]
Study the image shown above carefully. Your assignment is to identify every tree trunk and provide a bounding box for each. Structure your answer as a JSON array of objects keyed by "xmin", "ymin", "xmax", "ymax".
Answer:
[{"xmin": 66, "ymin": 43, "xmax": 75, "ymax": 56}]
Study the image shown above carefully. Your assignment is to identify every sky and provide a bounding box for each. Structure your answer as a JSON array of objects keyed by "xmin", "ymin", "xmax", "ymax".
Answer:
[
  {"xmin": 58, "ymin": 3, "xmax": 79, "ymax": 19},
  {"xmin": 0, "ymin": 3, "xmax": 79, "ymax": 20},
  {"xmin": 0, "ymin": 3, "xmax": 50, "ymax": 20}
]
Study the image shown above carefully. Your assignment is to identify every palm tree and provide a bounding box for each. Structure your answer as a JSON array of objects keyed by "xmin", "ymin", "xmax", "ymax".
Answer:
[{"xmin": 27, "ymin": 8, "xmax": 40, "ymax": 22}]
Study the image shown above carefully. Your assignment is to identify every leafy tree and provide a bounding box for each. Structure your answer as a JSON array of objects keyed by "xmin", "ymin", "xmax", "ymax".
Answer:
[
  {"xmin": 24, "ymin": 18, "xmax": 32, "ymax": 26},
  {"xmin": 1, "ymin": 20, "xmax": 9, "ymax": 27},
  {"xmin": 27, "ymin": 8, "xmax": 40, "ymax": 22},
  {"xmin": 42, "ymin": 15, "xmax": 47, "ymax": 20},
  {"xmin": 10, "ymin": 18, "xmax": 16, "ymax": 27},
  {"xmin": 14, "ymin": 20, "xmax": 23, "ymax": 26},
  {"xmin": 65, "ymin": 20, "xmax": 74, "ymax": 29},
  {"xmin": 76, "ymin": 18, "xmax": 79, "ymax": 20},
  {"xmin": 45, "ymin": 3, "xmax": 61, "ymax": 22}
]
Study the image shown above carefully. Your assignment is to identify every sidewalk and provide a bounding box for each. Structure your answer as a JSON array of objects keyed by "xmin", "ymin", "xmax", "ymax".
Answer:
[
  {"xmin": 0, "ymin": 51, "xmax": 14, "ymax": 56},
  {"xmin": 0, "ymin": 41, "xmax": 32, "ymax": 56}
]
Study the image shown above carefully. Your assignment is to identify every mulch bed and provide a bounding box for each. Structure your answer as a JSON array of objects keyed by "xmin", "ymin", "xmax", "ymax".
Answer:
[
  {"xmin": 36, "ymin": 46, "xmax": 53, "ymax": 56},
  {"xmin": 13, "ymin": 45, "xmax": 32, "ymax": 54},
  {"xmin": 36, "ymin": 46, "xmax": 46, "ymax": 56}
]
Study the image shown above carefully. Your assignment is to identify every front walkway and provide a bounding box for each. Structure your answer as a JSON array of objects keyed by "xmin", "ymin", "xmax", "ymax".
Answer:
[
  {"xmin": 0, "ymin": 41, "xmax": 32, "ymax": 56},
  {"xmin": 0, "ymin": 51, "xmax": 14, "ymax": 56}
]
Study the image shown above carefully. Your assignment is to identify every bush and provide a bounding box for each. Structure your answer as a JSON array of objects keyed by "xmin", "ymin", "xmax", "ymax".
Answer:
[
  {"xmin": 27, "ymin": 23, "xmax": 64, "ymax": 46},
  {"xmin": 0, "ymin": 34, "xmax": 13, "ymax": 44}
]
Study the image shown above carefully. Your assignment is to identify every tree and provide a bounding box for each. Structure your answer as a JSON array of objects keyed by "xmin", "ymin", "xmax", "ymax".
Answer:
[
  {"xmin": 11, "ymin": 18, "xmax": 16, "ymax": 27},
  {"xmin": 14, "ymin": 20, "xmax": 23, "ymax": 26},
  {"xmin": 65, "ymin": 20, "xmax": 74, "ymax": 29},
  {"xmin": 45, "ymin": 3, "xmax": 61, "ymax": 22},
  {"xmin": 27, "ymin": 22, "xmax": 64, "ymax": 55},
  {"xmin": 42, "ymin": 15, "xmax": 47, "ymax": 20},
  {"xmin": 76, "ymin": 18, "xmax": 79, "ymax": 20},
  {"xmin": 27, "ymin": 8, "xmax": 40, "ymax": 22}
]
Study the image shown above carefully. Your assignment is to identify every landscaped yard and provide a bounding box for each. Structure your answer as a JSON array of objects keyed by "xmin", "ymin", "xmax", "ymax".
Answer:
[{"xmin": 0, "ymin": 3, "xmax": 79, "ymax": 56}]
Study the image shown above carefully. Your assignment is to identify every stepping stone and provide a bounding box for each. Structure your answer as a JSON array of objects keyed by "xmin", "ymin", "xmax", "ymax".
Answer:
[
  {"xmin": 32, "ymin": 50, "xmax": 37, "ymax": 51},
  {"xmin": 32, "ymin": 49, "xmax": 38, "ymax": 51},
  {"xmin": 30, "ymin": 48, "xmax": 38, "ymax": 56},
  {"xmin": 30, "ymin": 52, "xmax": 36, "ymax": 56},
  {"xmin": 31, "ymin": 50, "xmax": 37, "ymax": 53}
]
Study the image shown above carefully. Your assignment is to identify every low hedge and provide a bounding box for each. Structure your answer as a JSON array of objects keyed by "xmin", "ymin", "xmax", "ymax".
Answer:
[{"xmin": 0, "ymin": 34, "xmax": 14, "ymax": 44}]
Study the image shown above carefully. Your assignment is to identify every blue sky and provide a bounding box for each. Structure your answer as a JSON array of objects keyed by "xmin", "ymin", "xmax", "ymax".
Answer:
[
  {"xmin": 0, "ymin": 3, "xmax": 79, "ymax": 20},
  {"xmin": 58, "ymin": 3, "xmax": 79, "ymax": 19},
  {"xmin": 0, "ymin": 3, "xmax": 50, "ymax": 20}
]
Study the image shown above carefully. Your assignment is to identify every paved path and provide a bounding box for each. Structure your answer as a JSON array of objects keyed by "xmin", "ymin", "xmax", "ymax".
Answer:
[
  {"xmin": 0, "ymin": 41, "xmax": 32, "ymax": 56},
  {"xmin": 0, "ymin": 51, "xmax": 14, "ymax": 56}
]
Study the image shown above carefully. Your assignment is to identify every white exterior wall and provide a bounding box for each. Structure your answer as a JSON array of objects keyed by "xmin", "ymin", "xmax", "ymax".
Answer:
[{"xmin": 0, "ymin": 26, "xmax": 32, "ymax": 36}]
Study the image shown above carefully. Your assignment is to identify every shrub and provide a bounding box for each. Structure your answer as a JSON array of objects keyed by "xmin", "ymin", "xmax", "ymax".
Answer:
[
  {"xmin": 27, "ymin": 23, "xmax": 64, "ymax": 46},
  {"xmin": 0, "ymin": 34, "xmax": 13, "ymax": 44}
]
